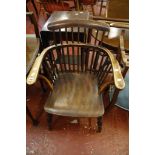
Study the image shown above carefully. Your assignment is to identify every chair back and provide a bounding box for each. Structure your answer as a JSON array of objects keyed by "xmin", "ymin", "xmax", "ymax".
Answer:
[
  {"xmin": 47, "ymin": 19, "xmax": 110, "ymax": 45},
  {"xmin": 27, "ymin": 20, "xmax": 125, "ymax": 91}
]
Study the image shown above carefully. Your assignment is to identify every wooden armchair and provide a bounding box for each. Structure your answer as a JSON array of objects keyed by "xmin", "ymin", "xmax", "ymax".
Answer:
[{"xmin": 26, "ymin": 19, "xmax": 125, "ymax": 132}]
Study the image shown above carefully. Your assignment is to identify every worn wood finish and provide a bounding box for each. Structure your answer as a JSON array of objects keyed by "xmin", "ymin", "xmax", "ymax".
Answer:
[
  {"xmin": 44, "ymin": 73, "xmax": 104, "ymax": 117},
  {"xmin": 27, "ymin": 20, "xmax": 125, "ymax": 132}
]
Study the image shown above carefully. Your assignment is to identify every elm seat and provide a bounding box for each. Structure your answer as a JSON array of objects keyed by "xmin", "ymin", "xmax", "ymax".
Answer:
[{"xmin": 44, "ymin": 73, "xmax": 104, "ymax": 117}]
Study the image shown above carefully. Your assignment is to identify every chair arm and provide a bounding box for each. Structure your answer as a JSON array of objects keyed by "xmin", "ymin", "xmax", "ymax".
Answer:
[
  {"xmin": 99, "ymin": 81, "xmax": 114, "ymax": 93},
  {"xmin": 27, "ymin": 54, "xmax": 43, "ymax": 85},
  {"xmin": 103, "ymin": 47, "xmax": 125, "ymax": 90},
  {"xmin": 119, "ymin": 34, "xmax": 129, "ymax": 67},
  {"xmin": 27, "ymin": 45, "xmax": 54, "ymax": 85}
]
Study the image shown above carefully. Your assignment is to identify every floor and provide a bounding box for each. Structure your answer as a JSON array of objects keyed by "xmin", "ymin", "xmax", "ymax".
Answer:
[{"xmin": 26, "ymin": 1, "xmax": 129, "ymax": 155}]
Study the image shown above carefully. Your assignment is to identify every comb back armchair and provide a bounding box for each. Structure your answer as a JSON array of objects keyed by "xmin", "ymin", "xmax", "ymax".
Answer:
[{"xmin": 27, "ymin": 19, "xmax": 125, "ymax": 132}]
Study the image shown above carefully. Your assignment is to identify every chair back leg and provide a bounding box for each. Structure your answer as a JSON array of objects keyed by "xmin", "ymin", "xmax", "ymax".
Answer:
[
  {"xmin": 97, "ymin": 116, "xmax": 103, "ymax": 132},
  {"xmin": 47, "ymin": 114, "xmax": 53, "ymax": 130}
]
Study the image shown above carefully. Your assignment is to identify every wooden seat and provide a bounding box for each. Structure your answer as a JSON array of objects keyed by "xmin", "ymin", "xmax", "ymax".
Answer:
[{"xmin": 44, "ymin": 73, "xmax": 104, "ymax": 117}]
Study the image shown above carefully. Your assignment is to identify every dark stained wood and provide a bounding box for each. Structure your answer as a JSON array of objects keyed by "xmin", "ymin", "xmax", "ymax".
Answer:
[
  {"xmin": 27, "ymin": 17, "xmax": 126, "ymax": 132},
  {"xmin": 44, "ymin": 73, "xmax": 104, "ymax": 117}
]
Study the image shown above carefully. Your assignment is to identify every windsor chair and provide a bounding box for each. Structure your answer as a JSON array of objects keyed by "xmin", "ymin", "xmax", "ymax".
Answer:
[{"xmin": 27, "ymin": 19, "xmax": 125, "ymax": 132}]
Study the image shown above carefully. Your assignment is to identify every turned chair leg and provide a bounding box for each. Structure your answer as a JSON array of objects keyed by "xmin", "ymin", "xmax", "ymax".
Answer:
[
  {"xmin": 47, "ymin": 113, "xmax": 52, "ymax": 130},
  {"xmin": 97, "ymin": 116, "xmax": 103, "ymax": 132}
]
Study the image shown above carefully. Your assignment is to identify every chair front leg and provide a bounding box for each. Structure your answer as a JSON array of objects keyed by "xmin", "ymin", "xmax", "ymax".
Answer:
[
  {"xmin": 97, "ymin": 116, "xmax": 103, "ymax": 132},
  {"xmin": 47, "ymin": 113, "xmax": 53, "ymax": 130}
]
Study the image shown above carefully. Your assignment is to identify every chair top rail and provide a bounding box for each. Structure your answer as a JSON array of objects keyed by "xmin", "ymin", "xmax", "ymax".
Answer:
[{"xmin": 47, "ymin": 19, "xmax": 110, "ymax": 32}]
